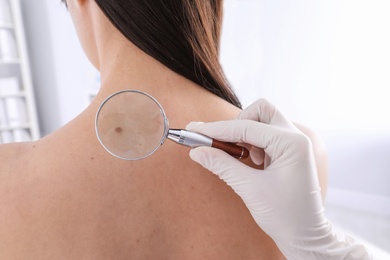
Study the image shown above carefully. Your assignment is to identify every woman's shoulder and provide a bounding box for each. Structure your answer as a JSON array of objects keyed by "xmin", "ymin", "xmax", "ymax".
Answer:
[
  {"xmin": 170, "ymin": 91, "xmax": 242, "ymax": 126},
  {"xmin": 0, "ymin": 141, "xmax": 36, "ymax": 188},
  {"xmin": 293, "ymin": 122, "xmax": 328, "ymax": 165},
  {"xmin": 0, "ymin": 142, "xmax": 28, "ymax": 172},
  {"xmin": 293, "ymin": 122, "xmax": 328, "ymax": 201},
  {"xmin": 0, "ymin": 142, "xmax": 28, "ymax": 210},
  {"xmin": 0, "ymin": 140, "xmax": 43, "ymax": 184}
]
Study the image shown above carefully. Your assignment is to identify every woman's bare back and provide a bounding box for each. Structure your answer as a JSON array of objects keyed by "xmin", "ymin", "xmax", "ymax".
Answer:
[{"xmin": 0, "ymin": 90, "xmax": 284, "ymax": 259}]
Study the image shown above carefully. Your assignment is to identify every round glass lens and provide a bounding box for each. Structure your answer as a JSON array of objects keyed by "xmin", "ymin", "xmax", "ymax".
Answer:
[{"xmin": 95, "ymin": 90, "xmax": 168, "ymax": 160}]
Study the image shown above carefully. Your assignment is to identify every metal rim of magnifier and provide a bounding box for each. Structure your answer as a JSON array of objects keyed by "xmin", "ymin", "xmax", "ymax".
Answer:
[{"xmin": 95, "ymin": 89, "xmax": 170, "ymax": 160}]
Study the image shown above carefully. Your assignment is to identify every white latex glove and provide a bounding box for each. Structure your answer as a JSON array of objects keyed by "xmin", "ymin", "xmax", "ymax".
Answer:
[{"xmin": 186, "ymin": 99, "xmax": 374, "ymax": 260}]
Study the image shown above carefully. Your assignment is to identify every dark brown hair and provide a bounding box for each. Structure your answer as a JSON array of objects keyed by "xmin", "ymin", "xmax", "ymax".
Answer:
[{"xmin": 63, "ymin": 0, "xmax": 242, "ymax": 108}]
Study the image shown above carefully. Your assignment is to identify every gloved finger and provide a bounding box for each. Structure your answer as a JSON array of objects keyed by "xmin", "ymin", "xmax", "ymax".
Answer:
[
  {"xmin": 238, "ymin": 142, "xmax": 265, "ymax": 165},
  {"xmin": 189, "ymin": 146, "xmax": 258, "ymax": 186},
  {"xmin": 237, "ymin": 98, "xmax": 276, "ymax": 124},
  {"xmin": 249, "ymin": 146, "xmax": 265, "ymax": 165},
  {"xmin": 238, "ymin": 98, "xmax": 296, "ymax": 130}
]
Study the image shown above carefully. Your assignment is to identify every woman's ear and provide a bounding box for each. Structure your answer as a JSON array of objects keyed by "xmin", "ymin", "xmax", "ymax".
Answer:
[
  {"xmin": 76, "ymin": 0, "xmax": 88, "ymax": 5},
  {"xmin": 68, "ymin": 0, "xmax": 88, "ymax": 11}
]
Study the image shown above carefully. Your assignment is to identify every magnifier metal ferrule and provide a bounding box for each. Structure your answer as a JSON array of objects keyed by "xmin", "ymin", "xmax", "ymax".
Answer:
[{"xmin": 167, "ymin": 129, "xmax": 212, "ymax": 148}]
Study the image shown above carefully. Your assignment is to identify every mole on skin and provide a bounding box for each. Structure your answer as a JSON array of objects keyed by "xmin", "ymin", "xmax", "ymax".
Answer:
[{"xmin": 115, "ymin": 127, "xmax": 123, "ymax": 133}]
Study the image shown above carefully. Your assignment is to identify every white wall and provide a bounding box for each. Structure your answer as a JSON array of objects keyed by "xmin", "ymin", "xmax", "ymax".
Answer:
[
  {"xmin": 220, "ymin": 1, "xmax": 390, "ymax": 250},
  {"xmin": 220, "ymin": 0, "xmax": 390, "ymax": 204},
  {"xmin": 222, "ymin": 0, "xmax": 390, "ymax": 132},
  {"xmin": 20, "ymin": 0, "xmax": 390, "ymax": 209},
  {"xmin": 20, "ymin": 0, "xmax": 98, "ymax": 136},
  {"xmin": 19, "ymin": 0, "xmax": 61, "ymax": 136}
]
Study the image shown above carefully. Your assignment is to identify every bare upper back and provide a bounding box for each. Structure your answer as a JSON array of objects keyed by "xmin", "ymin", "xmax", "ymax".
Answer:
[{"xmin": 0, "ymin": 96, "xmax": 285, "ymax": 259}]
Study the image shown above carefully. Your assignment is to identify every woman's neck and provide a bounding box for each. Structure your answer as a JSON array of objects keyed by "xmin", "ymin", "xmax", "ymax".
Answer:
[
  {"xmin": 94, "ymin": 39, "xmax": 194, "ymax": 102},
  {"xmin": 85, "ymin": 7, "xmax": 210, "ymax": 112}
]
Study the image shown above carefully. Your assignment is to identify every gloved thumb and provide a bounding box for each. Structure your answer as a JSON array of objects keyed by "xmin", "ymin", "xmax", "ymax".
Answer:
[{"xmin": 189, "ymin": 146, "xmax": 256, "ymax": 188}]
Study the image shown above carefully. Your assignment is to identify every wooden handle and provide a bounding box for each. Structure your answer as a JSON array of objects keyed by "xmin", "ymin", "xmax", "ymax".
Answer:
[{"xmin": 211, "ymin": 139, "xmax": 249, "ymax": 159}]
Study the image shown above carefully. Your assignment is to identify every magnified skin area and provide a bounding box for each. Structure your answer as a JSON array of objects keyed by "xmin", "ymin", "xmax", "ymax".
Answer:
[{"xmin": 96, "ymin": 91, "xmax": 166, "ymax": 159}]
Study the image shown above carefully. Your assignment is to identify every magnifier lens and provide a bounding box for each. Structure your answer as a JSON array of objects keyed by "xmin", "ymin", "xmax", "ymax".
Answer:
[{"xmin": 95, "ymin": 90, "xmax": 167, "ymax": 160}]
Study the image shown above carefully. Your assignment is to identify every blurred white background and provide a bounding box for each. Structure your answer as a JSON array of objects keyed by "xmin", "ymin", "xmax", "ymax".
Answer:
[
  {"xmin": 220, "ymin": 1, "xmax": 390, "ymax": 254},
  {"xmin": 19, "ymin": 0, "xmax": 389, "ymax": 254}
]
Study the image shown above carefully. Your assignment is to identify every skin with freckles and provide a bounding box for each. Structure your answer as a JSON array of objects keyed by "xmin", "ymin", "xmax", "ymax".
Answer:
[{"xmin": 0, "ymin": 0, "xmax": 327, "ymax": 258}]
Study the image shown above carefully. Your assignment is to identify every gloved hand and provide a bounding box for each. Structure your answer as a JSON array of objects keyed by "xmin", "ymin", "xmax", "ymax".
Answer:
[{"xmin": 186, "ymin": 99, "xmax": 374, "ymax": 260}]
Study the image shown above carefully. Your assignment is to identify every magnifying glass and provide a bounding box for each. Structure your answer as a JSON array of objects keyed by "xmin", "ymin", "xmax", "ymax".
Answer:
[{"xmin": 95, "ymin": 90, "xmax": 249, "ymax": 160}]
